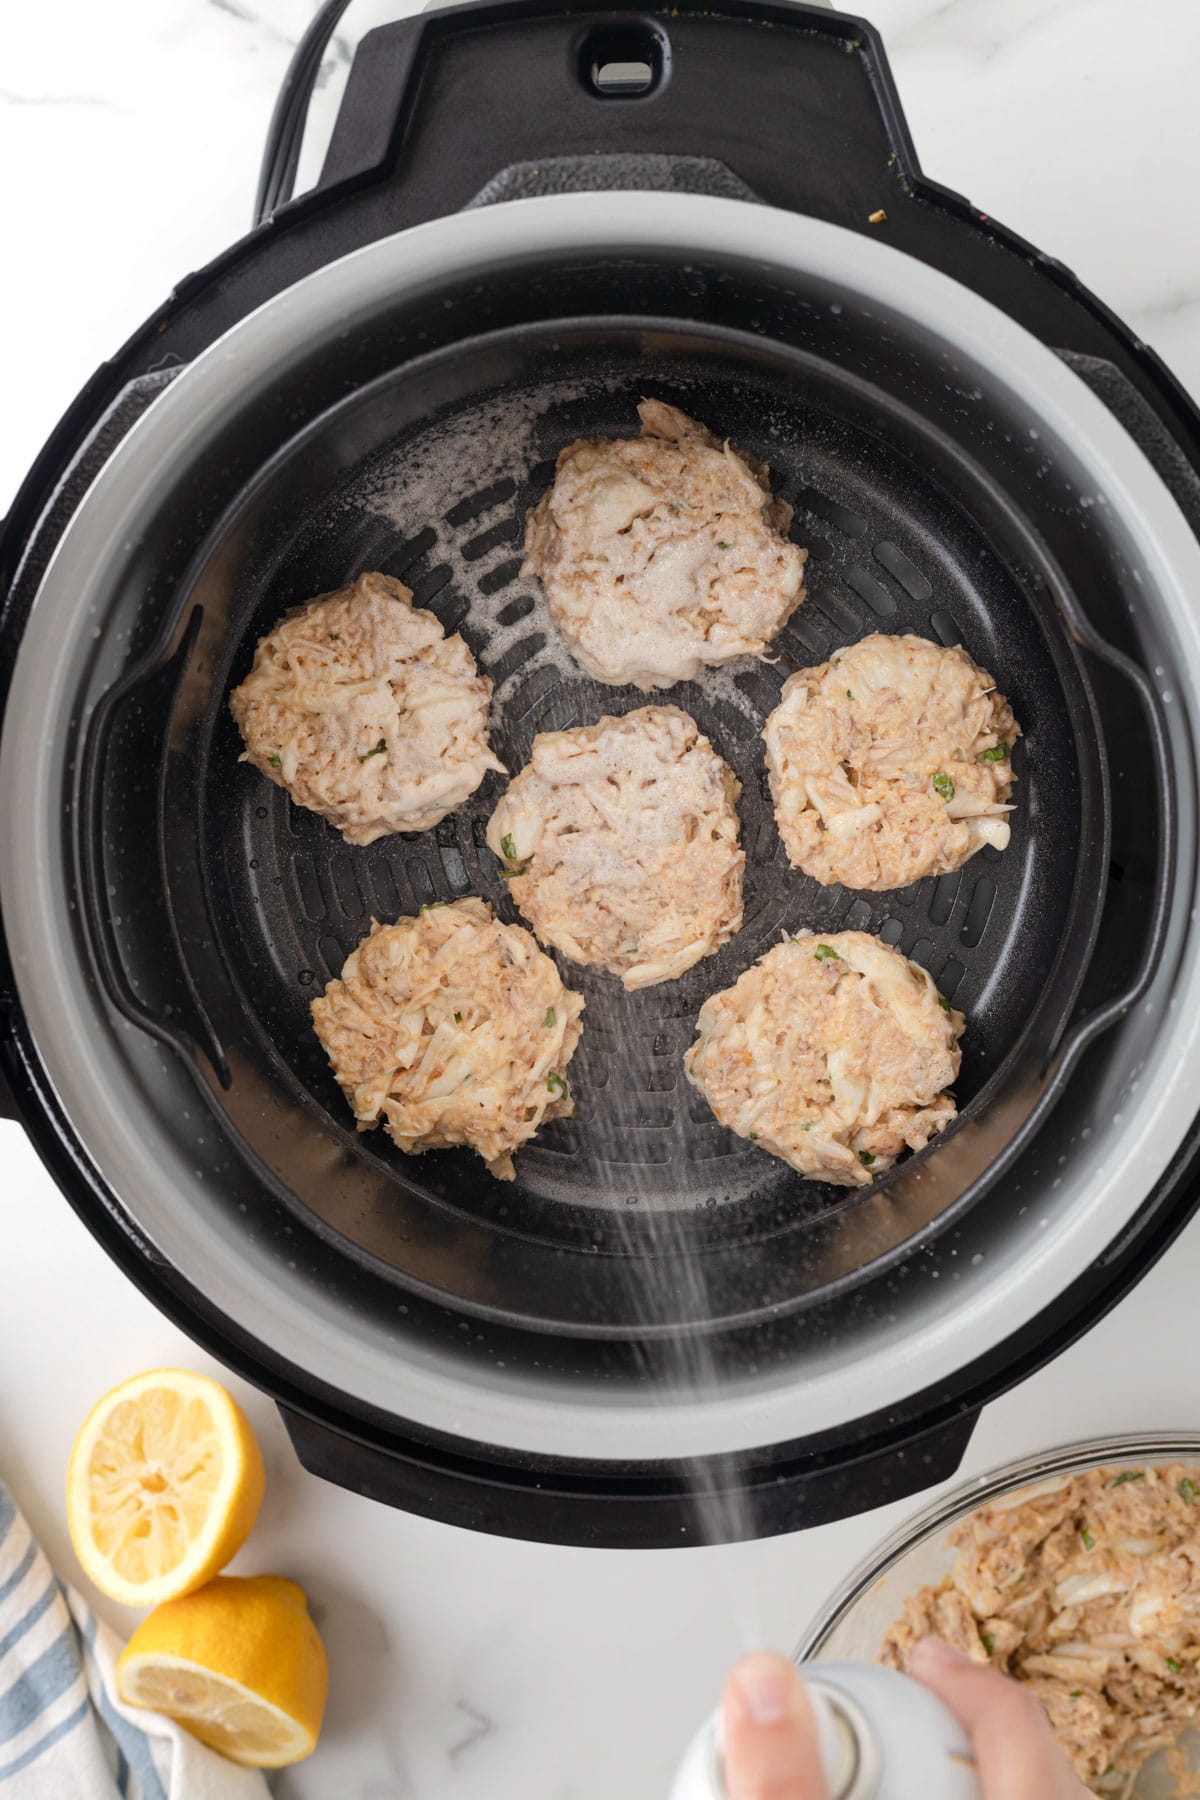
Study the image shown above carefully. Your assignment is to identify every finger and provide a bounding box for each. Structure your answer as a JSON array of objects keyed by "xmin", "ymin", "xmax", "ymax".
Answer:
[
  {"xmin": 721, "ymin": 1652, "xmax": 829, "ymax": 1800},
  {"xmin": 909, "ymin": 1637, "xmax": 1092, "ymax": 1800}
]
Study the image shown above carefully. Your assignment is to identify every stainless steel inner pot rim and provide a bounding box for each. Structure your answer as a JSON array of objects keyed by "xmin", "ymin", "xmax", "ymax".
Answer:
[
  {"xmin": 3, "ymin": 193, "xmax": 1199, "ymax": 1464},
  {"xmin": 796, "ymin": 1431, "xmax": 1200, "ymax": 1662}
]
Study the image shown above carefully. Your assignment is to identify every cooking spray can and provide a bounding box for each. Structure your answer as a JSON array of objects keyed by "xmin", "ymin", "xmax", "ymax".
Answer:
[{"xmin": 670, "ymin": 1663, "xmax": 978, "ymax": 1800}]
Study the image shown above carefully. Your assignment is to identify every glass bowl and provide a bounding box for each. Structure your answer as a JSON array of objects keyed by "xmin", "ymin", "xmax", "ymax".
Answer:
[{"xmin": 798, "ymin": 1434, "xmax": 1200, "ymax": 1798}]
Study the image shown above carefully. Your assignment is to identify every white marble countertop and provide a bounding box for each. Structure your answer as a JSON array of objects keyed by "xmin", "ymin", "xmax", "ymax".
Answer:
[{"xmin": 4, "ymin": 2, "xmax": 1200, "ymax": 1795}]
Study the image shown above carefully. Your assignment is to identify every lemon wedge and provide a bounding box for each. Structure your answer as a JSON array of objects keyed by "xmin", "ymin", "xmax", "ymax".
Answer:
[
  {"xmin": 117, "ymin": 1575, "xmax": 328, "ymax": 1768},
  {"xmin": 67, "ymin": 1368, "xmax": 264, "ymax": 1606}
]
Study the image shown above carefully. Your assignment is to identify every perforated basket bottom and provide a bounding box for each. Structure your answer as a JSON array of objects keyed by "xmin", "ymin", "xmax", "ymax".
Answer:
[{"xmin": 207, "ymin": 355, "xmax": 1085, "ymax": 1219}]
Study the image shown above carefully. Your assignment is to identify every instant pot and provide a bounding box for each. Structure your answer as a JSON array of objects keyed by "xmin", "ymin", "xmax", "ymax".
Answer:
[{"xmin": 3, "ymin": 0, "xmax": 1200, "ymax": 1547}]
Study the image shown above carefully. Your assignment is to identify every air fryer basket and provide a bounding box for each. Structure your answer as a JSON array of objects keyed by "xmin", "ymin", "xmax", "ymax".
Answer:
[{"xmin": 85, "ymin": 273, "xmax": 1157, "ymax": 1339}]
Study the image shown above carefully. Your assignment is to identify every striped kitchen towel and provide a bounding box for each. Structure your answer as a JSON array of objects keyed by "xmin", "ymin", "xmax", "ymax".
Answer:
[{"xmin": 0, "ymin": 1481, "xmax": 269, "ymax": 1797}]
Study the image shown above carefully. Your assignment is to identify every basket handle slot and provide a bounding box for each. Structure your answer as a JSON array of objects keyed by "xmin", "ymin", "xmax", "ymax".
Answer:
[
  {"xmin": 1048, "ymin": 624, "xmax": 1175, "ymax": 1084},
  {"xmin": 78, "ymin": 607, "xmax": 231, "ymax": 1088}
]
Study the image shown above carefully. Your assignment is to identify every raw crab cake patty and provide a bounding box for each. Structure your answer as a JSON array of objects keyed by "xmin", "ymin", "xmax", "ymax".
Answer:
[
  {"xmin": 684, "ymin": 929, "xmax": 964, "ymax": 1187},
  {"xmin": 487, "ymin": 705, "xmax": 743, "ymax": 990},
  {"xmin": 763, "ymin": 632, "xmax": 1021, "ymax": 891},
  {"xmin": 522, "ymin": 399, "xmax": 807, "ymax": 690},
  {"xmin": 310, "ymin": 898, "xmax": 584, "ymax": 1181},
  {"xmin": 230, "ymin": 570, "xmax": 504, "ymax": 846}
]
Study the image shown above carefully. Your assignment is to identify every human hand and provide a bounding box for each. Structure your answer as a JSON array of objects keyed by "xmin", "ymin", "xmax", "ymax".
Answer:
[{"xmin": 721, "ymin": 1639, "xmax": 1092, "ymax": 1800}]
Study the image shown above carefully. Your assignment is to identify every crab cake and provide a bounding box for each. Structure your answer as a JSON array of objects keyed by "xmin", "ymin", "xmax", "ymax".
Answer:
[
  {"xmin": 523, "ymin": 400, "xmax": 807, "ymax": 690},
  {"xmin": 766, "ymin": 633, "xmax": 1021, "ymax": 892},
  {"xmin": 684, "ymin": 929, "xmax": 964, "ymax": 1187},
  {"xmin": 487, "ymin": 705, "xmax": 743, "ymax": 990},
  {"xmin": 230, "ymin": 571, "xmax": 504, "ymax": 846},
  {"xmin": 763, "ymin": 632, "xmax": 1021, "ymax": 892},
  {"xmin": 310, "ymin": 898, "xmax": 583, "ymax": 1181}
]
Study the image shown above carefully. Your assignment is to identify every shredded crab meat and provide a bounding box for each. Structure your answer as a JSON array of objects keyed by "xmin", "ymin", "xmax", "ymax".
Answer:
[
  {"xmin": 880, "ymin": 1463, "xmax": 1200, "ymax": 1793},
  {"xmin": 763, "ymin": 632, "xmax": 1021, "ymax": 891},
  {"xmin": 522, "ymin": 399, "xmax": 807, "ymax": 690},
  {"xmin": 229, "ymin": 571, "xmax": 504, "ymax": 845},
  {"xmin": 309, "ymin": 898, "xmax": 584, "ymax": 1180},
  {"xmin": 683, "ymin": 929, "xmax": 963, "ymax": 1186},
  {"xmin": 486, "ymin": 705, "xmax": 743, "ymax": 990}
]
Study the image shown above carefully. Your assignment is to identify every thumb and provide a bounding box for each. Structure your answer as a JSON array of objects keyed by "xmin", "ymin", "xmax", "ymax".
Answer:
[
  {"xmin": 721, "ymin": 1652, "xmax": 829, "ymax": 1800},
  {"xmin": 908, "ymin": 1637, "xmax": 1091, "ymax": 1800}
]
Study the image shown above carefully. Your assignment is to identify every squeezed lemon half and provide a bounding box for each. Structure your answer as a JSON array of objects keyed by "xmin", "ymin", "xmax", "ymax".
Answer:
[{"xmin": 66, "ymin": 1368, "xmax": 265, "ymax": 1606}]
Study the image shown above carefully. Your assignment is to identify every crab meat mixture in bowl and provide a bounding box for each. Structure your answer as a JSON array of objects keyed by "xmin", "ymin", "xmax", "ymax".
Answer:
[{"xmin": 881, "ymin": 1464, "xmax": 1200, "ymax": 1794}]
